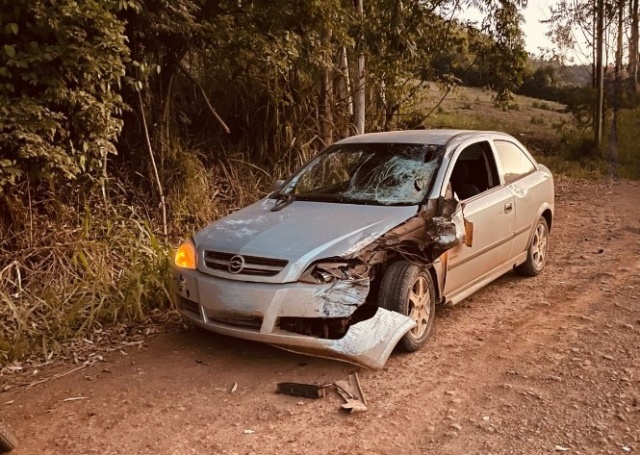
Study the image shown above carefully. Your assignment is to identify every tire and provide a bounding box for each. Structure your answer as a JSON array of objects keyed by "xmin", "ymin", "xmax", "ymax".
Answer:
[
  {"xmin": 516, "ymin": 216, "xmax": 549, "ymax": 277},
  {"xmin": 0, "ymin": 421, "xmax": 17, "ymax": 453},
  {"xmin": 378, "ymin": 261, "xmax": 436, "ymax": 352}
]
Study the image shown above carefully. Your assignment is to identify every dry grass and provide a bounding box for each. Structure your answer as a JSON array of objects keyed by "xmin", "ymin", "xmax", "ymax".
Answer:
[
  {"xmin": 0, "ymin": 200, "xmax": 170, "ymax": 364},
  {"xmin": 416, "ymin": 85, "xmax": 573, "ymax": 152}
]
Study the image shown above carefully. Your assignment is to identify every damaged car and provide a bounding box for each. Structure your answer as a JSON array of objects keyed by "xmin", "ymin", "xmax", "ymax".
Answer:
[{"xmin": 172, "ymin": 130, "xmax": 554, "ymax": 369}]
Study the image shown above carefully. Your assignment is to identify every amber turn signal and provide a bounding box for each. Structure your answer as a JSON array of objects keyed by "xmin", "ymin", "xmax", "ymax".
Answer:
[{"xmin": 175, "ymin": 240, "xmax": 197, "ymax": 269}]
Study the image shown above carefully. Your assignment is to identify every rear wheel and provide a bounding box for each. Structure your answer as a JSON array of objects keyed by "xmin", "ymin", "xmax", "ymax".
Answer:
[
  {"xmin": 0, "ymin": 421, "xmax": 17, "ymax": 453},
  {"xmin": 378, "ymin": 261, "xmax": 436, "ymax": 352},
  {"xmin": 516, "ymin": 217, "xmax": 549, "ymax": 277}
]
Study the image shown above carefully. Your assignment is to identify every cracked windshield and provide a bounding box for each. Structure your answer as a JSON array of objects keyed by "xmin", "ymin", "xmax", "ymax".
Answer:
[{"xmin": 285, "ymin": 143, "xmax": 440, "ymax": 205}]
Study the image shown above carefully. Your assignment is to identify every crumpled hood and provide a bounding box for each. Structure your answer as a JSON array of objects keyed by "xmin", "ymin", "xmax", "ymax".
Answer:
[{"xmin": 194, "ymin": 198, "xmax": 418, "ymax": 282}]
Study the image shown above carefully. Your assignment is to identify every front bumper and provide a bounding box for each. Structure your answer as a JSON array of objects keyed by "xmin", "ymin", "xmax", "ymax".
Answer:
[{"xmin": 172, "ymin": 267, "xmax": 415, "ymax": 369}]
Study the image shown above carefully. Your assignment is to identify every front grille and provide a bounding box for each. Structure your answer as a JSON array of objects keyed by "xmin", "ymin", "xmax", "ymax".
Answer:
[
  {"xmin": 208, "ymin": 314, "xmax": 263, "ymax": 330},
  {"xmin": 203, "ymin": 251, "xmax": 288, "ymax": 277},
  {"xmin": 179, "ymin": 297, "xmax": 202, "ymax": 319}
]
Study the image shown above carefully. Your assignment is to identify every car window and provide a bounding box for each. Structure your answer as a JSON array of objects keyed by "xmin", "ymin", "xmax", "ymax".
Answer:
[
  {"xmin": 448, "ymin": 141, "xmax": 499, "ymax": 201},
  {"xmin": 494, "ymin": 140, "xmax": 536, "ymax": 184}
]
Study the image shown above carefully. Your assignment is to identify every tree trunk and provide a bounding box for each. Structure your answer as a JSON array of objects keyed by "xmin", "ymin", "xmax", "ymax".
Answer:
[
  {"xmin": 592, "ymin": 3, "xmax": 597, "ymax": 89},
  {"xmin": 320, "ymin": 26, "xmax": 334, "ymax": 147},
  {"xmin": 338, "ymin": 46, "xmax": 353, "ymax": 138},
  {"xmin": 159, "ymin": 67, "xmax": 176, "ymax": 175},
  {"xmin": 354, "ymin": 0, "xmax": 366, "ymax": 135},
  {"xmin": 595, "ymin": 0, "xmax": 605, "ymax": 148},
  {"xmin": 630, "ymin": 0, "xmax": 639, "ymax": 91},
  {"xmin": 607, "ymin": 0, "xmax": 624, "ymax": 178},
  {"xmin": 340, "ymin": 47, "xmax": 353, "ymax": 117}
]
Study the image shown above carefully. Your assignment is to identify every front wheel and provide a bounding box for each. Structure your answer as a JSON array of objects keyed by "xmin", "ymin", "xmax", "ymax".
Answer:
[
  {"xmin": 378, "ymin": 261, "xmax": 436, "ymax": 352},
  {"xmin": 516, "ymin": 217, "xmax": 549, "ymax": 277}
]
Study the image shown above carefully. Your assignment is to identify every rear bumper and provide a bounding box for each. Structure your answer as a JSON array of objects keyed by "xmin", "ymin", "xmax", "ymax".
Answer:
[{"xmin": 171, "ymin": 267, "xmax": 415, "ymax": 369}]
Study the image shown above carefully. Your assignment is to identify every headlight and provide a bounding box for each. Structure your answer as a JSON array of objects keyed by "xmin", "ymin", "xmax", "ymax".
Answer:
[{"xmin": 175, "ymin": 240, "xmax": 197, "ymax": 270}]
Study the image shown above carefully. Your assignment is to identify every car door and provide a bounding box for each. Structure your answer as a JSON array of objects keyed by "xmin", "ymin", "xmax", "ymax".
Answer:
[
  {"xmin": 443, "ymin": 140, "xmax": 516, "ymax": 297},
  {"xmin": 492, "ymin": 139, "xmax": 547, "ymax": 259}
]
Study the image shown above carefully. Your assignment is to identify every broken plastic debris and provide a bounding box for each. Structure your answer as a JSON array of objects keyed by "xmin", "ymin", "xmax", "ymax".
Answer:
[
  {"xmin": 334, "ymin": 372, "xmax": 368, "ymax": 413},
  {"xmin": 341, "ymin": 399, "xmax": 368, "ymax": 413}
]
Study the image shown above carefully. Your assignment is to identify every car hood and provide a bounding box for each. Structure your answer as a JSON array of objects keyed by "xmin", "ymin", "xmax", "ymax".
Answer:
[{"xmin": 194, "ymin": 198, "xmax": 418, "ymax": 283}]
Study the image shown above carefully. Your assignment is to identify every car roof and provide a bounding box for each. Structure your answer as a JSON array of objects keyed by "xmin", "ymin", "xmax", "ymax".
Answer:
[{"xmin": 335, "ymin": 129, "xmax": 514, "ymax": 147}]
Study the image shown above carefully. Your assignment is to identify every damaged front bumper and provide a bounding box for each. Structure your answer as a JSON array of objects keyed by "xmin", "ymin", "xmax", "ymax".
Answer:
[{"xmin": 172, "ymin": 268, "xmax": 415, "ymax": 369}]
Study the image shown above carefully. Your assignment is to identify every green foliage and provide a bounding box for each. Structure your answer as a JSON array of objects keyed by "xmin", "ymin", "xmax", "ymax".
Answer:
[
  {"xmin": 479, "ymin": 1, "xmax": 528, "ymax": 108},
  {"xmin": 0, "ymin": 0, "xmax": 128, "ymax": 190}
]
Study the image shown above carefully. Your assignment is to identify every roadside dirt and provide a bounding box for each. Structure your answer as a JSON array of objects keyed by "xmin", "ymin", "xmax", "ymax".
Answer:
[{"xmin": 1, "ymin": 178, "xmax": 639, "ymax": 455}]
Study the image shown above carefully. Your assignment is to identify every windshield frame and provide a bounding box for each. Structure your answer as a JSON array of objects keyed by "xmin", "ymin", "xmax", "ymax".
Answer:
[{"xmin": 270, "ymin": 142, "xmax": 445, "ymax": 207}]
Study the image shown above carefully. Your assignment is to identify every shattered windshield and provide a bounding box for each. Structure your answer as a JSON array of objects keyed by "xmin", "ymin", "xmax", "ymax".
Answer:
[{"xmin": 279, "ymin": 143, "xmax": 441, "ymax": 206}]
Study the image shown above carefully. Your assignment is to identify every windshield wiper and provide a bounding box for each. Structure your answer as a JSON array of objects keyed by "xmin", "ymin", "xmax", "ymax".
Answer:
[{"xmin": 271, "ymin": 192, "xmax": 296, "ymax": 212}]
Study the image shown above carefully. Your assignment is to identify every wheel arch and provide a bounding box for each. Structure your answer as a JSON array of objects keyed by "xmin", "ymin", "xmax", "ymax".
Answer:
[
  {"xmin": 375, "ymin": 241, "xmax": 444, "ymax": 307},
  {"xmin": 541, "ymin": 207, "xmax": 553, "ymax": 231}
]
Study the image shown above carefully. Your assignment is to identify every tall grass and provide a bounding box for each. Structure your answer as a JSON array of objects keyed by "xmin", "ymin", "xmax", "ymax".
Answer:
[{"xmin": 0, "ymin": 203, "xmax": 170, "ymax": 363}]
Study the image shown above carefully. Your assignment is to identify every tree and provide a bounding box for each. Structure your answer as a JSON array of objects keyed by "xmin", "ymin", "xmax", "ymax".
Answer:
[
  {"xmin": 0, "ymin": 0, "xmax": 128, "ymax": 191},
  {"xmin": 478, "ymin": 0, "xmax": 528, "ymax": 108}
]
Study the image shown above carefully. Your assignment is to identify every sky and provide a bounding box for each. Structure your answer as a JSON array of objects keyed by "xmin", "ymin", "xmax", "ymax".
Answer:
[
  {"xmin": 461, "ymin": 0, "xmax": 559, "ymax": 57},
  {"xmin": 520, "ymin": 0, "xmax": 557, "ymax": 55}
]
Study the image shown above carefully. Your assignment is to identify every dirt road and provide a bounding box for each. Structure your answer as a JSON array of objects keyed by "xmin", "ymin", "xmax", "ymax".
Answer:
[{"xmin": 1, "ymin": 179, "xmax": 639, "ymax": 455}]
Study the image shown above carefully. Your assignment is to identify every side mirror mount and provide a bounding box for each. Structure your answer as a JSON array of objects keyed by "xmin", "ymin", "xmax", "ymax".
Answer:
[{"xmin": 271, "ymin": 179, "xmax": 285, "ymax": 192}]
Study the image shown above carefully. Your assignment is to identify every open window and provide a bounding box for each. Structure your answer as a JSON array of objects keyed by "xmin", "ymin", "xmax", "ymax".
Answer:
[{"xmin": 448, "ymin": 141, "xmax": 499, "ymax": 201}]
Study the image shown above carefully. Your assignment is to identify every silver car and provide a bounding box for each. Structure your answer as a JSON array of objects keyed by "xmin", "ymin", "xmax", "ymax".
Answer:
[{"xmin": 172, "ymin": 130, "xmax": 554, "ymax": 369}]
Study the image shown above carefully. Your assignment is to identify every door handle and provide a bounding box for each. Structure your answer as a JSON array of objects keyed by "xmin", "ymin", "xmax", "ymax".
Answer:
[{"xmin": 504, "ymin": 201, "xmax": 513, "ymax": 213}]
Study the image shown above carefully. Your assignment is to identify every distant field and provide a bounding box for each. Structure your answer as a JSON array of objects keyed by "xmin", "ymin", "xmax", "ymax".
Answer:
[
  {"xmin": 416, "ymin": 85, "xmax": 571, "ymax": 151},
  {"xmin": 409, "ymin": 84, "xmax": 640, "ymax": 179}
]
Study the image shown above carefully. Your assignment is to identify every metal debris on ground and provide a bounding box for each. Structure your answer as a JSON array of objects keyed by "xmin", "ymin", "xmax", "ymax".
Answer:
[
  {"xmin": 276, "ymin": 382, "xmax": 329, "ymax": 399},
  {"xmin": 276, "ymin": 372, "xmax": 368, "ymax": 413}
]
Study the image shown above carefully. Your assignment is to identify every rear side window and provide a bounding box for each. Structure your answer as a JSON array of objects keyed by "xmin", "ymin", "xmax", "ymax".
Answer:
[{"xmin": 494, "ymin": 140, "xmax": 536, "ymax": 184}]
